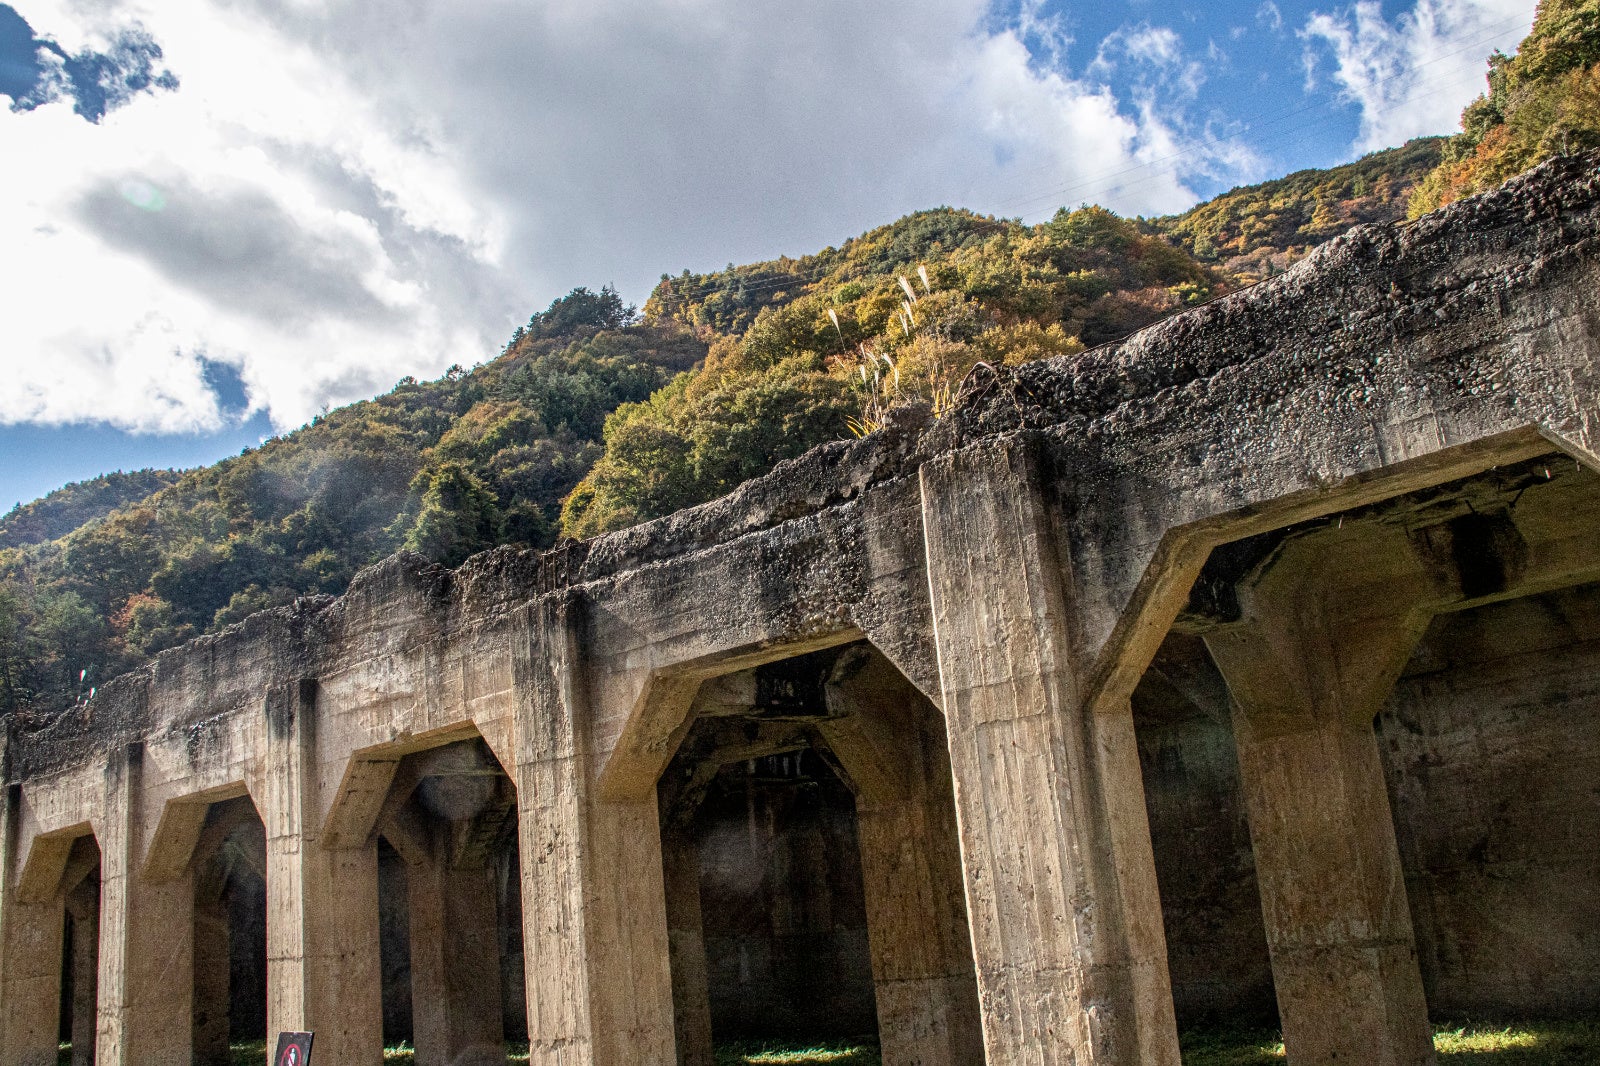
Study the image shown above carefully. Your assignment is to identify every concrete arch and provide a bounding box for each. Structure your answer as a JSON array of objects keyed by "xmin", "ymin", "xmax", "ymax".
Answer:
[{"xmin": 0, "ymin": 820, "xmax": 102, "ymax": 1066}]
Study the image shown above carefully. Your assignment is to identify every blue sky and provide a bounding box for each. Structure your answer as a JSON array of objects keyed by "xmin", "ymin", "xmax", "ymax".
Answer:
[{"xmin": 0, "ymin": 0, "xmax": 1536, "ymax": 512}]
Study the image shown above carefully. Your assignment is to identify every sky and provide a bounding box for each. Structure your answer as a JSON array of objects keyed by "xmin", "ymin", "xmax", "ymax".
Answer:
[{"xmin": 0, "ymin": 0, "xmax": 1538, "ymax": 512}]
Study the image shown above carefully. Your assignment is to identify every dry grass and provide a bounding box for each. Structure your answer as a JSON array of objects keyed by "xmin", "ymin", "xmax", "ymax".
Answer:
[{"xmin": 1181, "ymin": 1022, "xmax": 1600, "ymax": 1065}]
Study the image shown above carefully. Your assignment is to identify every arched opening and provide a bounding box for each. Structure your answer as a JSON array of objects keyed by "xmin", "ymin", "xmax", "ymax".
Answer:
[
  {"xmin": 57, "ymin": 834, "xmax": 102, "ymax": 1066},
  {"xmin": 190, "ymin": 795, "xmax": 267, "ymax": 1065},
  {"xmin": 373, "ymin": 735, "xmax": 529, "ymax": 1065},
  {"xmin": 1131, "ymin": 451, "xmax": 1600, "ymax": 1061},
  {"xmin": 657, "ymin": 641, "xmax": 981, "ymax": 1065}
]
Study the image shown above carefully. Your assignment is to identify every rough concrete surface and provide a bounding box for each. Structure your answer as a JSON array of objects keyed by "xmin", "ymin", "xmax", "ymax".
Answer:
[{"xmin": 1, "ymin": 154, "xmax": 1598, "ymax": 1065}]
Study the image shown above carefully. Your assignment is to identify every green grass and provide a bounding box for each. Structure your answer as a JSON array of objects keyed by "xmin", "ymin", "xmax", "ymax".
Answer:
[
  {"xmin": 373, "ymin": 1042, "xmax": 531, "ymax": 1064},
  {"xmin": 714, "ymin": 1042, "xmax": 881, "ymax": 1065},
  {"xmin": 1180, "ymin": 1022, "xmax": 1600, "ymax": 1065}
]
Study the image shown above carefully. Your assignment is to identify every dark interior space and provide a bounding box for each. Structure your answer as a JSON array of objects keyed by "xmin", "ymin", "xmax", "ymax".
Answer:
[
  {"xmin": 192, "ymin": 796, "xmax": 268, "ymax": 1064},
  {"xmin": 1381, "ymin": 582, "xmax": 1600, "ymax": 1021},
  {"xmin": 375, "ymin": 736, "xmax": 529, "ymax": 1059},
  {"xmin": 687, "ymin": 749, "xmax": 878, "ymax": 1044},
  {"xmin": 56, "ymin": 834, "xmax": 102, "ymax": 1066},
  {"xmin": 658, "ymin": 640, "xmax": 984, "ymax": 1064},
  {"xmin": 1131, "ymin": 635, "xmax": 1279, "ymax": 1032}
]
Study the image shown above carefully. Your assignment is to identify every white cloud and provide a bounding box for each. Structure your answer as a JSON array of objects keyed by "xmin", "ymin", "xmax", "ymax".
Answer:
[
  {"xmin": 1302, "ymin": 0, "xmax": 1536, "ymax": 152},
  {"xmin": 0, "ymin": 0, "xmax": 1244, "ymax": 435}
]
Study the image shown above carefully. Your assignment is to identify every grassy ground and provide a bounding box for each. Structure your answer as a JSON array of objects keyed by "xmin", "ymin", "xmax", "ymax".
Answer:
[
  {"xmin": 1181, "ymin": 1022, "xmax": 1600, "ymax": 1065},
  {"xmin": 715, "ymin": 1042, "xmax": 882, "ymax": 1065},
  {"xmin": 60, "ymin": 1024, "xmax": 1598, "ymax": 1065},
  {"xmin": 218, "ymin": 1038, "xmax": 880, "ymax": 1065}
]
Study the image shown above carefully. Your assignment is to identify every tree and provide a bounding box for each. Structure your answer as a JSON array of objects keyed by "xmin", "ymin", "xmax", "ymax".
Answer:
[
  {"xmin": 400, "ymin": 464, "xmax": 503, "ymax": 567},
  {"xmin": 522, "ymin": 285, "xmax": 637, "ymax": 341}
]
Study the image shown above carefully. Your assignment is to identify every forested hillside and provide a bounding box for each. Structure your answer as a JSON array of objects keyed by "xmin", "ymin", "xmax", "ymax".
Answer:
[
  {"xmin": 1408, "ymin": 0, "xmax": 1600, "ymax": 215},
  {"xmin": 3, "ymin": 4, "xmax": 1584, "ymax": 721},
  {"xmin": 0, "ymin": 287, "xmax": 703, "ymax": 719},
  {"xmin": 0, "ymin": 469, "xmax": 179, "ymax": 550},
  {"xmin": 1149, "ymin": 138, "xmax": 1445, "ymax": 284},
  {"xmin": 560, "ymin": 204, "xmax": 1217, "ymax": 537}
]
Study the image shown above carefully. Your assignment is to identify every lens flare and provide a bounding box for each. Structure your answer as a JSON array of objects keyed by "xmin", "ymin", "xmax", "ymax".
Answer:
[{"xmin": 117, "ymin": 178, "xmax": 166, "ymax": 212}]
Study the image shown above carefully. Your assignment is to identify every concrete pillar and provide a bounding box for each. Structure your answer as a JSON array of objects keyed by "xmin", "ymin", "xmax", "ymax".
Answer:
[
  {"xmin": 64, "ymin": 874, "xmax": 100, "ymax": 1066},
  {"xmin": 919, "ymin": 436, "xmax": 1181, "ymax": 1066},
  {"xmin": 99, "ymin": 744, "xmax": 196, "ymax": 1066},
  {"xmin": 0, "ymin": 786, "xmax": 65, "ymax": 1066},
  {"xmin": 661, "ymin": 829, "xmax": 714, "ymax": 1066},
  {"xmin": 408, "ymin": 823, "xmax": 505, "ymax": 1066},
  {"xmin": 264, "ymin": 678, "xmax": 384, "ymax": 1064},
  {"xmin": 1206, "ymin": 589, "xmax": 1435, "ymax": 1066},
  {"xmin": 512, "ymin": 597, "xmax": 677, "ymax": 1066},
  {"xmin": 819, "ymin": 652, "xmax": 982, "ymax": 1066}
]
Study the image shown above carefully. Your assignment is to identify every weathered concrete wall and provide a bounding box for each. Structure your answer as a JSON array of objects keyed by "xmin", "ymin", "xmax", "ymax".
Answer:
[
  {"xmin": 0, "ymin": 154, "xmax": 1596, "ymax": 1066},
  {"xmin": 1134, "ymin": 706, "xmax": 1277, "ymax": 1029},
  {"xmin": 1383, "ymin": 582, "xmax": 1600, "ymax": 1020}
]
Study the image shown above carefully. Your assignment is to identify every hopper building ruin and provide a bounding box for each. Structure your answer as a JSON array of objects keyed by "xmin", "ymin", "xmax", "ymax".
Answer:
[{"xmin": 2, "ymin": 155, "xmax": 1598, "ymax": 1065}]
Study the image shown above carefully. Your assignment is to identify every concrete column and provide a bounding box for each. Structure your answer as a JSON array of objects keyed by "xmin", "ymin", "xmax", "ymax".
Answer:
[
  {"xmin": 919, "ymin": 436, "xmax": 1181, "ymax": 1066},
  {"xmin": 0, "ymin": 785, "xmax": 65, "ymax": 1066},
  {"xmin": 512, "ymin": 597, "xmax": 677, "ymax": 1066},
  {"xmin": 1206, "ymin": 591, "xmax": 1434, "ymax": 1066},
  {"xmin": 819, "ymin": 653, "xmax": 982, "ymax": 1066},
  {"xmin": 99, "ymin": 744, "xmax": 196, "ymax": 1066},
  {"xmin": 264, "ymin": 679, "xmax": 384, "ymax": 1064},
  {"xmin": 408, "ymin": 824, "xmax": 505, "ymax": 1066},
  {"xmin": 661, "ymin": 828, "xmax": 714, "ymax": 1066},
  {"xmin": 64, "ymin": 875, "xmax": 100, "ymax": 1066}
]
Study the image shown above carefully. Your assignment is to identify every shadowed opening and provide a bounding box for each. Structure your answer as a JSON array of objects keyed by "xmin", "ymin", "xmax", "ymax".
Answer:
[
  {"xmin": 1133, "ymin": 452, "xmax": 1600, "ymax": 1060},
  {"xmin": 375, "ymin": 735, "xmax": 528, "ymax": 1065},
  {"xmin": 191, "ymin": 795, "xmax": 267, "ymax": 1065},
  {"xmin": 658, "ymin": 640, "xmax": 981, "ymax": 1066},
  {"xmin": 56, "ymin": 834, "xmax": 102, "ymax": 1066}
]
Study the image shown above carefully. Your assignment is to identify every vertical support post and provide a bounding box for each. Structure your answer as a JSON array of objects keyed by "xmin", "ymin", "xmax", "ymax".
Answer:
[
  {"xmin": 408, "ymin": 825, "xmax": 505, "ymax": 1066},
  {"xmin": 512, "ymin": 596, "xmax": 677, "ymax": 1066},
  {"xmin": 919, "ymin": 436, "xmax": 1181, "ymax": 1065},
  {"xmin": 1206, "ymin": 592, "xmax": 1435, "ymax": 1066},
  {"xmin": 661, "ymin": 828, "xmax": 714, "ymax": 1066},
  {"xmin": 0, "ymin": 785, "xmax": 65, "ymax": 1066},
  {"xmin": 265, "ymin": 678, "xmax": 384, "ymax": 1063},
  {"xmin": 100, "ymin": 743, "xmax": 194, "ymax": 1066},
  {"xmin": 820, "ymin": 655, "xmax": 983, "ymax": 1066}
]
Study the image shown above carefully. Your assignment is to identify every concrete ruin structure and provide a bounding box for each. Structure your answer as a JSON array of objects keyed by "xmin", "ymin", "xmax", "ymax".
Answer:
[{"xmin": 2, "ymin": 155, "xmax": 1597, "ymax": 1066}]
